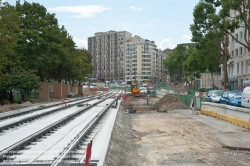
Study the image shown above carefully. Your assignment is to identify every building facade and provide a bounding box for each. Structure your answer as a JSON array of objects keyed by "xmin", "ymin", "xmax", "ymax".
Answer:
[
  {"xmin": 88, "ymin": 31, "xmax": 170, "ymax": 84},
  {"xmin": 157, "ymin": 49, "xmax": 170, "ymax": 83},
  {"xmin": 88, "ymin": 30, "xmax": 132, "ymax": 82},
  {"xmin": 125, "ymin": 35, "xmax": 168, "ymax": 84},
  {"xmin": 221, "ymin": 10, "xmax": 250, "ymax": 88}
]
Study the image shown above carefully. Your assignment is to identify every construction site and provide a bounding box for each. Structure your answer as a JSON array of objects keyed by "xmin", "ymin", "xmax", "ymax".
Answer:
[
  {"xmin": 0, "ymin": 89, "xmax": 250, "ymax": 166},
  {"xmin": 105, "ymin": 93, "xmax": 250, "ymax": 166}
]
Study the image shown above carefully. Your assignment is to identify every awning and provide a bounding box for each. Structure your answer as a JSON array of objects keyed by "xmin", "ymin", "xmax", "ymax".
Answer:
[
  {"xmin": 229, "ymin": 76, "xmax": 237, "ymax": 82},
  {"xmin": 219, "ymin": 77, "xmax": 224, "ymax": 83}
]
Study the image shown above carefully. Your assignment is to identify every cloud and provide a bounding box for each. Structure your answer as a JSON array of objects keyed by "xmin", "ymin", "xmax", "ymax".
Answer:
[
  {"xmin": 48, "ymin": 5, "xmax": 109, "ymax": 18},
  {"xmin": 73, "ymin": 37, "xmax": 87, "ymax": 49},
  {"xmin": 149, "ymin": 20, "xmax": 160, "ymax": 26},
  {"xmin": 182, "ymin": 35, "xmax": 192, "ymax": 41},
  {"xmin": 121, "ymin": 23, "xmax": 134, "ymax": 31},
  {"xmin": 159, "ymin": 38, "xmax": 176, "ymax": 50},
  {"xmin": 130, "ymin": 6, "xmax": 143, "ymax": 11},
  {"xmin": 140, "ymin": 25, "xmax": 146, "ymax": 28}
]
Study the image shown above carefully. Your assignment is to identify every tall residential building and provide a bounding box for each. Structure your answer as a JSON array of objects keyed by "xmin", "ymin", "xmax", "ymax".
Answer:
[
  {"xmin": 125, "ymin": 35, "xmax": 168, "ymax": 84},
  {"xmin": 219, "ymin": 9, "xmax": 250, "ymax": 88},
  {"xmin": 88, "ymin": 30, "xmax": 132, "ymax": 82}
]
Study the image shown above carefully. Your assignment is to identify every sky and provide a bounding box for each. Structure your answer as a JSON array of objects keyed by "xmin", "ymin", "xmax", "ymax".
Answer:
[{"xmin": 6, "ymin": 0, "xmax": 200, "ymax": 50}]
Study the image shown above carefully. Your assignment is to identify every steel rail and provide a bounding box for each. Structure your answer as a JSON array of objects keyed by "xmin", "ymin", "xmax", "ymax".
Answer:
[
  {"xmin": 0, "ymin": 95, "xmax": 96, "ymax": 121},
  {"xmin": 0, "ymin": 93, "xmax": 116, "ymax": 162},
  {"xmin": 50, "ymin": 98, "xmax": 117, "ymax": 166},
  {"xmin": 0, "ymin": 92, "xmax": 112, "ymax": 133}
]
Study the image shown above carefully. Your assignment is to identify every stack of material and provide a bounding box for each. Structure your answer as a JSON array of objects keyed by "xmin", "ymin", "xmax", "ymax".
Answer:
[{"xmin": 151, "ymin": 94, "xmax": 189, "ymax": 111}]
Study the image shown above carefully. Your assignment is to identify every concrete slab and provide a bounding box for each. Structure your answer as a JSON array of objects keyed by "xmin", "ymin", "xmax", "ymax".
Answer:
[
  {"xmin": 90, "ymin": 101, "xmax": 120, "ymax": 166},
  {"xmin": 179, "ymin": 109, "xmax": 250, "ymax": 148}
]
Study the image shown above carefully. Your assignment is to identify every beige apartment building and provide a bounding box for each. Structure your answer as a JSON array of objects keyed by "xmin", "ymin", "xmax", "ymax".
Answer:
[
  {"xmin": 219, "ymin": 8, "xmax": 250, "ymax": 89},
  {"xmin": 88, "ymin": 30, "xmax": 132, "ymax": 82},
  {"xmin": 125, "ymin": 35, "xmax": 168, "ymax": 84},
  {"xmin": 88, "ymin": 31, "xmax": 169, "ymax": 84}
]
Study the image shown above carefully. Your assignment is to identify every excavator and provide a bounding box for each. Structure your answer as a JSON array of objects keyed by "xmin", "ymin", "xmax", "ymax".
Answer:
[
  {"xmin": 130, "ymin": 78, "xmax": 141, "ymax": 95},
  {"xmin": 131, "ymin": 84, "xmax": 140, "ymax": 94}
]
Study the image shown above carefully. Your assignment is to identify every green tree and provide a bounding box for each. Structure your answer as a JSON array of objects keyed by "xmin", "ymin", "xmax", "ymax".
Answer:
[
  {"xmin": 0, "ymin": 67, "xmax": 41, "ymax": 103},
  {"xmin": 183, "ymin": 46, "xmax": 206, "ymax": 88},
  {"xmin": 219, "ymin": 0, "xmax": 250, "ymax": 50},
  {"xmin": 15, "ymin": 1, "xmax": 63, "ymax": 82},
  {"xmin": 15, "ymin": 67, "xmax": 41, "ymax": 100},
  {"xmin": 0, "ymin": 1, "xmax": 20, "ymax": 73},
  {"xmin": 190, "ymin": 0, "xmax": 230, "ymax": 89},
  {"xmin": 163, "ymin": 45, "xmax": 189, "ymax": 85}
]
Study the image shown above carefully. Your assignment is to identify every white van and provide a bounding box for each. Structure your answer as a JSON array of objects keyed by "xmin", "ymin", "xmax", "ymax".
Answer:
[{"xmin": 242, "ymin": 86, "xmax": 250, "ymax": 108}]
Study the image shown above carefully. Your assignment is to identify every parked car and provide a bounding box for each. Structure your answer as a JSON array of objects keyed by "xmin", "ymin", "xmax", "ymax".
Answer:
[
  {"xmin": 139, "ymin": 87, "xmax": 147, "ymax": 93},
  {"xmin": 242, "ymin": 86, "xmax": 250, "ymax": 108},
  {"xmin": 205, "ymin": 90, "xmax": 223, "ymax": 103},
  {"xmin": 220, "ymin": 90, "xmax": 242, "ymax": 107}
]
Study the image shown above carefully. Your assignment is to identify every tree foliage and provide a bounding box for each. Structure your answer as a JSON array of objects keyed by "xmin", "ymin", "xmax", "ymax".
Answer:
[
  {"xmin": 0, "ymin": 1, "xmax": 20, "ymax": 73},
  {"xmin": 190, "ymin": 0, "xmax": 230, "ymax": 89},
  {"xmin": 163, "ymin": 45, "xmax": 189, "ymax": 85},
  {"xmin": 0, "ymin": 1, "xmax": 93, "ymax": 103}
]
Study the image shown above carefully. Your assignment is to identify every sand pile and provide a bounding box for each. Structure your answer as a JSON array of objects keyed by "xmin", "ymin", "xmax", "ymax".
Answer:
[{"xmin": 151, "ymin": 94, "xmax": 188, "ymax": 111}]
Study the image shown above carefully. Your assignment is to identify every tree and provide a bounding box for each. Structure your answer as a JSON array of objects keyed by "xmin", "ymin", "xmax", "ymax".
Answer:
[
  {"xmin": 0, "ymin": 67, "xmax": 41, "ymax": 103},
  {"xmin": 0, "ymin": 1, "xmax": 20, "ymax": 73},
  {"xmin": 15, "ymin": 67, "xmax": 41, "ymax": 100},
  {"xmin": 15, "ymin": 1, "xmax": 64, "ymax": 82},
  {"xmin": 190, "ymin": 0, "xmax": 230, "ymax": 89},
  {"xmin": 163, "ymin": 45, "xmax": 189, "ymax": 85},
  {"xmin": 183, "ymin": 46, "xmax": 206, "ymax": 88},
  {"xmin": 219, "ymin": 0, "xmax": 250, "ymax": 50}
]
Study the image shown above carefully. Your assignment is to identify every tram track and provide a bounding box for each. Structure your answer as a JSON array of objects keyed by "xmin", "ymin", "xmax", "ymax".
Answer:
[
  {"xmin": 0, "ymin": 92, "xmax": 118, "ymax": 163},
  {"xmin": 0, "ymin": 92, "xmax": 111, "ymax": 133}
]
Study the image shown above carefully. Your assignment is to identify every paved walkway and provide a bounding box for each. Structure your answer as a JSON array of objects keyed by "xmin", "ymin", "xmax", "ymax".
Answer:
[{"xmin": 179, "ymin": 109, "xmax": 250, "ymax": 148}]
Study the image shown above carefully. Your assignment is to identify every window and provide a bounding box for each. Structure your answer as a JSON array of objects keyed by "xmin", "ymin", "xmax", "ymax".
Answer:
[
  {"xmin": 240, "ymin": 47, "xmax": 243, "ymax": 55},
  {"xmin": 236, "ymin": 34, "xmax": 238, "ymax": 40},
  {"xmin": 246, "ymin": 61, "xmax": 249, "ymax": 73},
  {"xmin": 231, "ymin": 50, "xmax": 234, "ymax": 57},
  {"xmin": 235, "ymin": 49, "xmax": 238, "ymax": 56},
  {"xmin": 240, "ymin": 31, "xmax": 243, "ymax": 39},
  {"xmin": 237, "ymin": 63, "xmax": 239, "ymax": 74},
  {"xmin": 241, "ymin": 62, "xmax": 243, "ymax": 73}
]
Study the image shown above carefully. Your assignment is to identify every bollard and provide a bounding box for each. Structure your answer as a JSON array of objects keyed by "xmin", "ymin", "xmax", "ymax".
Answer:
[
  {"xmin": 116, "ymin": 99, "xmax": 118, "ymax": 106},
  {"xmin": 146, "ymin": 99, "xmax": 149, "ymax": 106}
]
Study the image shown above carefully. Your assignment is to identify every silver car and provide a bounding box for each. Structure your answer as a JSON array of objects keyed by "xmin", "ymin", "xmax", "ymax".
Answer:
[{"xmin": 205, "ymin": 90, "xmax": 224, "ymax": 103}]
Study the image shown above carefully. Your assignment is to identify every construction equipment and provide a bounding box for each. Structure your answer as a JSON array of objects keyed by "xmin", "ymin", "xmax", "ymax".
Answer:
[{"xmin": 131, "ymin": 84, "xmax": 140, "ymax": 95}]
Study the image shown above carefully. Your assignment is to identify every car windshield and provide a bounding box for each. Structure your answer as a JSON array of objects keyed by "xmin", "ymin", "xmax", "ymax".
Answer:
[
  {"xmin": 140, "ymin": 87, "xmax": 147, "ymax": 90},
  {"xmin": 211, "ymin": 91, "xmax": 223, "ymax": 96},
  {"xmin": 229, "ymin": 91, "xmax": 242, "ymax": 98}
]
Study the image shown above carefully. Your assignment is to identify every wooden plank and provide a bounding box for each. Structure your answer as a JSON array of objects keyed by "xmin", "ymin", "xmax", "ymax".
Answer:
[{"xmin": 222, "ymin": 145, "xmax": 250, "ymax": 151}]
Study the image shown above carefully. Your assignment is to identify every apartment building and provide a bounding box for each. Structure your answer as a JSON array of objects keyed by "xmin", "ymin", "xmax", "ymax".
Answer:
[
  {"xmin": 125, "ymin": 35, "xmax": 168, "ymax": 84},
  {"xmin": 157, "ymin": 49, "xmax": 170, "ymax": 83},
  {"xmin": 223, "ymin": 18, "xmax": 250, "ymax": 88},
  {"xmin": 88, "ymin": 30, "xmax": 132, "ymax": 82}
]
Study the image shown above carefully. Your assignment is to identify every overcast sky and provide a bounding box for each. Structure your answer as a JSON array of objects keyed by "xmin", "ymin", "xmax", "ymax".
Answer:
[{"xmin": 7, "ymin": 0, "xmax": 200, "ymax": 50}]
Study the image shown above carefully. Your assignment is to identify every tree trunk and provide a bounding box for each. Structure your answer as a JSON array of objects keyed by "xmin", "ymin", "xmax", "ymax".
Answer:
[
  {"xmin": 38, "ymin": 68, "xmax": 44, "ymax": 82},
  {"xmin": 211, "ymin": 73, "xmax": 214, "ymax": 87},
  {"xmin": 9, "ymin": 90, "xmax": 13, "ymax": 104},
  {"xmin": 223, "ymin": 55, "xmax": 229, "ymax": 90},
  {"xmin": 21, "ymin": 91, "xmax": 25, "ymax": 101}
]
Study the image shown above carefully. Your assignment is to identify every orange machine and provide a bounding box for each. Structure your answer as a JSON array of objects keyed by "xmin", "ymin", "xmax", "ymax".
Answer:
[{"xmin": 131, "ymin": 84, "xmax": 140, "ymax": 94}]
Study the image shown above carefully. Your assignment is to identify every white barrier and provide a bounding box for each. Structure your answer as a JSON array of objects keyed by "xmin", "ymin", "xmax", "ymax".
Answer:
[{"xmin": 201, "ymin": 102, "xmax": 250, "ymax": 121}]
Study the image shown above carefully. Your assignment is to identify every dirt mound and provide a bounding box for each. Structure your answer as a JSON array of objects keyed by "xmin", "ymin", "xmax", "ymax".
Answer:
[
  {"xmin": 21, "ymin": 101, "xmax": 34, "ymax": 106},
  {"xmin": 151, "ymin": 93, "xmax": 188, "ymax": 111},
  {"xmin": 120, "ymin": 98, "xmax": 147, "ymax": 110}
]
